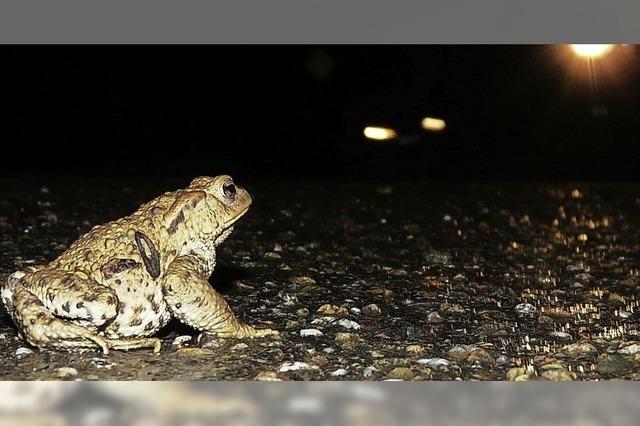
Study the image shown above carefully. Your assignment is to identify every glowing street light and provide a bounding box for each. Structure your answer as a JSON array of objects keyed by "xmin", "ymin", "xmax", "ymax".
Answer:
[
  {"xmin": 420, "ymin": 117, "xmax": 446, "ymax": 132},
  {"xmin": 363, "ymin": 126, "xmax": 397, "ymax": 141},
  {"xmin": 570, "ymin": 44, "xmax": 614, "ymax": 59}
]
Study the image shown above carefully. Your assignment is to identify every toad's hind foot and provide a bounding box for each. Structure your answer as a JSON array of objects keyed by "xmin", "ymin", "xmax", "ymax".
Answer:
[
  {"xmin": 49, "ymin": 336, "xmax": 161, "ymax": 354},
  {"xmin": 103, "ymin": 337, "xmax": 162, "ymax": 353},
  {"xmin": 46, "ymin": 323, "xmax": 111, "ymax": 354}
]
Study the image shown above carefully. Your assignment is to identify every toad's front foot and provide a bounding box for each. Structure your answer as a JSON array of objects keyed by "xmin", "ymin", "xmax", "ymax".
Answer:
[
  {"xmin": 250, "ymin": 328, "xmax": 280, "ymax": 337},
  {"xmin": 221, "ymin": 326, "xmax": 280, "ymax": 339},
  {"xmin": 243, "ymin": 327, "xmax": 280, "ymax": 338},
  {"xmin": 200, "ymin": 326, "xmax": 280, "ymax": 341}
]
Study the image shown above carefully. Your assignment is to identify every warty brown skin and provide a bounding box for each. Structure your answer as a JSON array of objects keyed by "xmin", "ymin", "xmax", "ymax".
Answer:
[{"xmin": 1, "ymin": 175, "xmax": 278, "ymax": 353}]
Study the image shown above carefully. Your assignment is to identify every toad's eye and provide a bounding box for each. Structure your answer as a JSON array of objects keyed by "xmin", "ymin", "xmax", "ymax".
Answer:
[{"xmin": 222, "ymin": 181, "xmax": 237, "ymax": 199}]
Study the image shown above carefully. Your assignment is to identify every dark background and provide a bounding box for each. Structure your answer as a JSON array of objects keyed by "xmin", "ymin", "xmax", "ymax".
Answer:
[{"xmin": 1, "ymin": 46, "xmax": 638, "ymax": 181}]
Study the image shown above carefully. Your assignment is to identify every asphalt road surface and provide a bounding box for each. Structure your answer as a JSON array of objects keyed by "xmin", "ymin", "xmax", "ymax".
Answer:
[{"xmin": 1, "ymin": 177, "xmax": 640, "ymax": 380}]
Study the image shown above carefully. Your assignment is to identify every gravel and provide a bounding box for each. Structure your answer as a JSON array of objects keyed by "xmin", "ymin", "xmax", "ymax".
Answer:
[{"xmin": 2, "ymin": 178, "xmax": 640, "ymax": 380}]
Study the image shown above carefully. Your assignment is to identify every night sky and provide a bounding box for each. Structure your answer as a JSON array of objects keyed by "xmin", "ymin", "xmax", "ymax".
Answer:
[{"xmin": 1, "ymin": 46, "xmax": 639, "ymax": 180}]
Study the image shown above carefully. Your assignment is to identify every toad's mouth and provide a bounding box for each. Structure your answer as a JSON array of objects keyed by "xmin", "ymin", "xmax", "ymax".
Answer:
[
  {"xmin": 222, "ymin": 208, "xmax": 249, "ymax": 229},
  {"xmin": 221, "ymin": 209, "xmax": 249, "ymax": 233}
]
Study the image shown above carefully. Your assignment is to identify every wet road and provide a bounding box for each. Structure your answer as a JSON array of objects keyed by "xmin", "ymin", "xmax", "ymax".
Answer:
[{"xmin": 1, "ymin": 178, "xmax": 640, "ymax": 380}]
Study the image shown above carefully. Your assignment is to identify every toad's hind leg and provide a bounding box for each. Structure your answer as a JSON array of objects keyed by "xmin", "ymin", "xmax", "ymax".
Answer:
[
  {"xmin": 2, "ymin": 269, "xmax": 118, "ymax": 353},
  {"xmin": 2, "ymin": 281, "xmax": 110, "ymax": 353}
]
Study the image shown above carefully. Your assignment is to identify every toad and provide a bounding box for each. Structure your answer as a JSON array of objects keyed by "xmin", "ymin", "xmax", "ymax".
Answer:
[{"xmin": 1, "ymin": 175, "xmax": 278, "ymax": 353}]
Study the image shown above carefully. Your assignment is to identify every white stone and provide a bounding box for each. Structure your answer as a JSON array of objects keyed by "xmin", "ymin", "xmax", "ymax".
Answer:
[
  {"xmin": 311, "ymin": 316, "xmax": 336, "ymax": 326},
  {"xmin": 15, "ymin": 347, "xmax": 33, "ymax": 357},
  {"xmin": 515, "ymin": 303, "xmax": 537, "ymax": 314},
  {"xmin": 618, "ymin": 342, "xmax": 640, "ymax": 355},
  {"xmin": 279, "ymin": 361, "xmax": 319, "ymax": 372},
  {"xmin": 330, "ymin": 368, "xmax": 348, "ymax": 377},
  {"xmin": 337, "ymin": 319, "xmax": 361, "ymax": 330},
  {"xmin": 417, "ymin": 358, "xmax": 450, "ymax": 369},
  {"xmin": 300, "ymin": 328, "xmax": 324, "ymax": 337},
  {"xmin": 171, "ymin": 335, "xmax": 192, "ymax": 346},
  {"xmin": 549, "ymin": 331, "xmax": 572, "ymax": 339},
  {"xmin": 231, "ymin": 343, "xmax": 249, "ymax": 351},
  {"xmin": 363, "ymin": 366, "xmax": 379, "ymax": 378}
]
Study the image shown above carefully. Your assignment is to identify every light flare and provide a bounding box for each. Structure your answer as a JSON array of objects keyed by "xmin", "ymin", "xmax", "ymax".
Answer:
[
  {"xmin": 420, "ymin": 117, "xmax": 446, "ymax": 132},
  {"xmin": 363, "ymin": 126, "xmax": 397, "ymax": 141},
  {"xmin": 570, "ymin": 44, "xmax": 614, "ymax": 59}
]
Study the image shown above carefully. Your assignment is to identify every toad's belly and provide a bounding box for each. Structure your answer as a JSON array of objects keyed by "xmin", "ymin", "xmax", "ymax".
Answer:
[{"xmin": 102, "ymin": 280, "xmax": 171, "ymax": 338}]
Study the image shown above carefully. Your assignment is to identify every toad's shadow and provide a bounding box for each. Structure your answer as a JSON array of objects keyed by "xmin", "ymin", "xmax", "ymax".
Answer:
[{"xmin": 208, "ymin": 260, "xmax": 251, "ymax": 293}]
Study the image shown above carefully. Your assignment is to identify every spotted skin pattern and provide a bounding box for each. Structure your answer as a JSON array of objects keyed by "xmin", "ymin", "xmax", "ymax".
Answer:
[{"xmin": 1, "ymin": 175, "xmax": 278, "ymax": 353}]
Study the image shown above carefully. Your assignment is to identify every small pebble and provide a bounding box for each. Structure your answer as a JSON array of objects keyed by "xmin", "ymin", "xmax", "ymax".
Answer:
[
  {"xmin": 427, "ymin": 312, "xmax": 444, "ymax": 323},
  {"xmin": 515, "ymin": 303, "xmax": 536, "ymax": 314},
  {"xmin": 337, "ymin": 318, "xmax": 361, "ymax": 330},
  {"xmin": 495, "ymin": 355, "xmax": 510, "ymax": 367},
  {"xmin": 15, "ymin": 347, "xmax": 34, "ymax": 358},
  {"xmin": 311, "ymin": 316, "xmax": 336, "ymax": 326},
  {"xmin": 230, "ymin": 343, "xmax": 249, "ymax": 351},
  {"xmin": 386, "ymin": 367, "xmax": 415, "ymax": 381},
  {"xmin": 618, "ymin": 342, "xmax": 640, "ymax": 355},
  {"xmin": 171, "ymin": 335, "xmax": 192, "ymax": 347},
  {"xmin": 254, "ymin": 371, "xmax": 282, "ymax": 381},
  {"xmin": 90, "ymin": 358, "xmax": 116, "ymax": 370},
  {"xmin": 417, "ymin": 358, "xmax": 450, "ymax": 370},
  {"xmin": 330, "ymin": 368, "xmax": 348, "ymax": 377},
  {"xmin": 447, "ymin": 344, "xmax": 474, "ymax": 361},
  {"xmin": 279, "ymin": 361, "xmax": 319, "ymax": 372},
  {"xmin": 317, "ymin": 304, "xmax": 348, "ymax": 315},
  {"xmin": 440, "ymin": 302, "xmax": 465, "ymax": 314},
  {"xmin": 561, "ymin": 341, "xmax": 598, "ymax": 357},
  {"xmin": 549, "ymin": 331, "xmax": 572, "ymax": 340},
  {"xmin": 540, "ymin": 363, "xmax": 576, "ymax": 381},
  {"xmin": 57, "ymin": 367, "xmax": 78, "ymax": 378},
  {"xmin": 291, "ymin": 276, "xmax": 316, "ymax": 286},
  {"xmin": 506, "ymin": 367, "xmax": 531, "ymax": 381},
  {"xmin": 300, "ymin": 328, "xmax": 324, "ymax": 337},
  {"xmin": 363, "ymin": 304, "xmax": 381, "ymax": 315},
  {"xmin": 595, "ymin": 354, "xmax": 633, "ymax": 375},
  {"xmin": 406, "ymin": 344, "xmax": 424, "ymax": 354},
  {"xmin": 363, "ymin": 366, "xmax": 379, "ymax": 378}
]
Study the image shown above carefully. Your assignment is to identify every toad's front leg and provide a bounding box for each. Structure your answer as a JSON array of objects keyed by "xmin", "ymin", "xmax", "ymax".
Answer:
[{"xmin": 162, "ymin": 255, "xmax": 278, "ymax": 338}]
